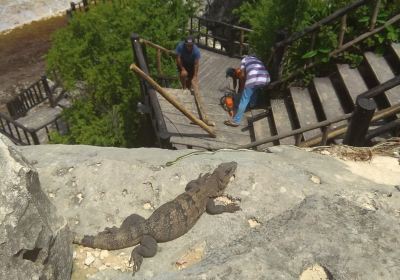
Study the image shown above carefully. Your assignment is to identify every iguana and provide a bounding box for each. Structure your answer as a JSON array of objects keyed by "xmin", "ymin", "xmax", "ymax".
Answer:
[{"xmin": 73, "ymin": 161, "xmax": 240, "ymax": 275}]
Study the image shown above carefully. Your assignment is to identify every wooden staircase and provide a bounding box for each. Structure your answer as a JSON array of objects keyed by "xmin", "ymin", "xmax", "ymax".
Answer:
[
  {"xmin": 250, "ymin": 43, "xmax": 400, "ymax": 149},
  {"xmin": 0, "ymin": 78, "xmax": 70, "ymax": 145}
]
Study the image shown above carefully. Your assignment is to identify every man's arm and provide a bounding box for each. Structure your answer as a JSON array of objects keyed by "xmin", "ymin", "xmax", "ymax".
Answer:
[
  {"xmin": 176, "ymin": 56, "xmax": 185, "ymax": 72},
  {"xmin": 237, "ymin": 69, "xmax": 245, "ymax": 93},
  {"xmin": 193, "ymin": 59, "xmax": 199, "ymax": 77}
]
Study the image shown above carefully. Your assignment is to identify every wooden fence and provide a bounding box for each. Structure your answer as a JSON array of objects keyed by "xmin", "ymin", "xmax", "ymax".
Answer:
[
  {"xmin": 188, "ymin": 16, "xmax": 252, "ymax": 58},
  {"xmin": 6, "ymin": 76, "xmax": 54, "ymax": 119},
  {"xmin": 0, "ymin": 111, "xmax": 67, "ymax": 145}
]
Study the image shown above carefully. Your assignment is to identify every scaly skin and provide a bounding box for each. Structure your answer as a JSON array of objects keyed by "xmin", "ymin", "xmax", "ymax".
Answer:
[{"xmin": 73, "ymin": 161, "xmax": 240, "ymax": 275}]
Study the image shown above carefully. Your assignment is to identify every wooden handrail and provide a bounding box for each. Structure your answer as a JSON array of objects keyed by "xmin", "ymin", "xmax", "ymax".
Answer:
[
  {"xmin": 267, "ymin": 12, "xmax": 400, "ymax": 89},
  {"xmin": 140, "ymin": 39, "xmax": 176, "ymax": 57},
  {"xmin": 193, "ymin": 16, "xmax": 253, "ymax": 33},
  {"xmin": 131, "ymin": 33, "xmax": 169, "ymax": 140},
  {"xmin": 130, "ymin": 64, "xmax": 216, "ymax": 138},
  {"xmin": 0, "ymin": 112, "xmax": 39, "ymax": 145},
  {"xmin": 300, "ymin": 104, "xmax": 400, "ymax": 147},
  {"xmin": 274, "ymin": 0, "xmax": 368, "ymax": 49},
  {"xmin": 244, "ymin": 75, "xmax": 400, "ymax": 148}
]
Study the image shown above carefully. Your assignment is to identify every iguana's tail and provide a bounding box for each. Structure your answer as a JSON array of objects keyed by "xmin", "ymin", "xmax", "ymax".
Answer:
[{"xmin": 73, "ymin": 214, "xmax": 147, "ymax": 250}]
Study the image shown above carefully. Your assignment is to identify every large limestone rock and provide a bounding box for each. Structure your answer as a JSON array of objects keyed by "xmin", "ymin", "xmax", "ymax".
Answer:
[
  {"xmin": 0, "ymin": 0, "xmax": 71, "ymax": 33},
  {"xmin": 0, "ymin": 135, "xmax": 73, "ymax": 279},
  {"xmin": 17, "ymin": 143, "xmax": 400, "ymax": 280}
]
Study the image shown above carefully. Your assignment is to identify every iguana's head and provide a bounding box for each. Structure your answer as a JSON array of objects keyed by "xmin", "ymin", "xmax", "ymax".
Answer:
[{"xmin": 214, "ymin": 161, "xmax": 237, "ymax": 193}]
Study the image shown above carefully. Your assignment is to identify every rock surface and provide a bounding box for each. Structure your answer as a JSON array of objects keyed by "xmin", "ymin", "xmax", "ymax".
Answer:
[
  {"xmin": 15, "ymin": 142, "xmax": 400, "ymax": 280},
  {"xmin": 0, "ymin": 0, "xmax": 70, "ymax": 33},
  {"xmin": 0, "ymin": 135, "xmax": 73, "ymax": 279}
]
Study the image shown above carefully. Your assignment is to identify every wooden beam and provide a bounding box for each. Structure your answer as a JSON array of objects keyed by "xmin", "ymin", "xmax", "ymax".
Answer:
[
  {"xmin": 191, "ymin": 80, "xmax": 215, "ymax": 127},
  {"xmin": 299, "ymin": 104, "xmax": 400, "ymax": 147},
  {"xmin": 130, "ymin": 64, "xmax": 216, "ymax": 138}
]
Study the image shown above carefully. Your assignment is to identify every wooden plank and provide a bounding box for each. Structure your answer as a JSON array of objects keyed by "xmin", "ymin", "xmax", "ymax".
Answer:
[
  {"xmin": 270, "ymin": 99, "xmax": 295, "ymax": 145},
  {"xmin": 251, "ymin": 109, "xmax": 273, "ymax": 150},
  {"xmin": 156, "ymin": 49, "xmax": 250, "ymax": 149},
  {"xmin": 336, "ymin": 64, "xmax": 370, "ymax": 105},
  {"xmin": 364, "ymin": 52, "xmax": 400, "ymax": 107},
  {"xmin": 313, "ymin": 77, "xmax": 346, "ymax": 128},
  {"xmin": 290, "ymin": 87, "xmax": 321, "ymax": 141},
  {"xmin": 391, "ymin": 42, "xmax": 400, "ymax": 61}
]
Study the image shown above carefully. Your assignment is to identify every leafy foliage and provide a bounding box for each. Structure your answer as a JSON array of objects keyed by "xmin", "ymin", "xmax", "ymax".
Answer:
[
  {"xmin": 47, "ymin": 0, "xmax": 199, "ymax": 146},
  {"xmin": 236, "ymin": 0, "xmax": 400, "ymax": 83}
]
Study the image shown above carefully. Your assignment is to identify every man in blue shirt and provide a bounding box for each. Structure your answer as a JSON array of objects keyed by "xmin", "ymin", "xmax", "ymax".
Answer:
[{"xmin": 175, "ymin": 36, "xmax": 201, "ymax": 90}]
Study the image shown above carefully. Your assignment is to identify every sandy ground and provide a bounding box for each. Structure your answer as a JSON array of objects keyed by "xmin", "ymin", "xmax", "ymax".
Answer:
[
  {"xmin": 341, "ymin": 156, "xmax": 400, "ymax": 186},
  {"xmin": 0, "ymin": 16, "xmax": 67, "ymax": 113}
]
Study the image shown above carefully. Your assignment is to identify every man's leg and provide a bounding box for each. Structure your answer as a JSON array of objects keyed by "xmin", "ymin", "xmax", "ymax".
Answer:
[
  {"xmin": 179, "ymin": 69, "xmax": 188, "ymax": 89},
  {"xmin": 233, "ymin": 87, "xmax": 254, "ymax": 124},
  {"xmin": 186, "ymin": 66, "xmax": 195, "ymax": 90},
  {"xmin": 249, "ymin": 89, "xmax": 258, "ymax": 109}
]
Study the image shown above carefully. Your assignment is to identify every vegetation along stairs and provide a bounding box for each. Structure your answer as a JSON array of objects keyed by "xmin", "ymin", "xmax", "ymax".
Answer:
[{"xmin": 249, "ymin": 43, "xmax": 400, "ymax": 150}]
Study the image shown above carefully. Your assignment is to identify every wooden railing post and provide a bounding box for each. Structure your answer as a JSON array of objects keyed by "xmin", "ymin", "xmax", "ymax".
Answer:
[
  {"xmin": 83, "ymin": 0, "xmax": 89, "ymax": 12},
  {"xmin": 239, "ymin": 30, "xmax": 244, "ymax": 57},
  {"xmin": 66, "ymin": 9, "xmax": 73, "ymax": 21},
  {"xmin": 156, "ymin": 49, "xmax": 162, "ymax": 76},
  {"xmin": 30, "ymin": 130, "xmax": 40, "ymax": 145},
  {"xmin": 41, "ymin": 75, "xmax": 55, "ymax": 107},
  {"xmin": 130, "ymin": 64, "xmax": 216, "ymax": 138},
  {"xmin": 270, "ymin": 29, "xmax": 288, "ymax": 81},
  {"xmin": 343, "ymin": 97, "xmax": 376, "ymax": 146},
  {"xmin": 70, "ymin": 2, "xmax": 76, "ymax": 11},
  {"xmin": 370, "ymin": 0, "xmax": 381, "ymax": 31},
  {"xmin": 338, "ymin": 15, "xmax": 347, "ymax": 47},
  {"xmin": 130, "ymin": 33, "xmax": 169, "ymax": 141}
]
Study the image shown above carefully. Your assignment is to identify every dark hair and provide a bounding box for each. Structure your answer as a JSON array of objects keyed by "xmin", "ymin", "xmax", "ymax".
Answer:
[{"xmin": 226, "ymin": 67, "xmax": 236, "ymax": 78}]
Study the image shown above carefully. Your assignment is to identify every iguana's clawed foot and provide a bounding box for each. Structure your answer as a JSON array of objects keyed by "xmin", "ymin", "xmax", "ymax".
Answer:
[
  {"xmin": 226, "ymin": 203, "xmax": 241, "ymax": 212},
  {"xmin": 102, "ymin": 226, "xmax": 119, "ymax": 234},
  {"xmin": 129, "ymin": 252, "xmax": 143, "ymax": 276}
]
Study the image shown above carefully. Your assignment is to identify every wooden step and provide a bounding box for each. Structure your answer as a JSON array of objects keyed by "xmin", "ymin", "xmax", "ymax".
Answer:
[
  {"xmin": 290, "ymin": 87, "xmax": 321, "ymax": 141},
  {"xmin": 364, "ymin": 52, "xmax": 400, "ymax": 108},
  {"xmin": 336, "ymin": 64, "xmax": 371, "ymax": 106},
  {"xmin": 391, "ymin": 42, "xmax": 400, "ymax": 62},
  {"xmin": 251, "ymin": 109, "xmax": 274, "ymax": 150},
  {"xmin": 312, "ymin": 77, "xmax": 346, "ymax": 129},
  {"xmin": 270, "ymin": 99, "xmax": 295, "ymax": 145}
]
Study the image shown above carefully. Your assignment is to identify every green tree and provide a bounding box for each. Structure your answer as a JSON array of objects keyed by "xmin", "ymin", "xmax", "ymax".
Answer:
[
  {"xmin": 237, "ymin": 0, "xmax": 400, "ymax": 80},
  {"xmin": 47, "ymin": 0, "xmax": 199, "ymax": 146}
]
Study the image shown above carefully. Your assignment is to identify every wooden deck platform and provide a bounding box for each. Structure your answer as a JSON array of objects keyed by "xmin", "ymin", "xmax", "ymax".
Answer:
[{"xmin": 157, "ymin": 49, "xmax": 252, "ymax": 150}]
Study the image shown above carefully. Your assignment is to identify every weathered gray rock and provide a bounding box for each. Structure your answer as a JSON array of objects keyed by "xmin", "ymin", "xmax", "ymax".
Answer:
[
  {"xmin": 0, "ymin": 0, "xmax": 71, "ymax": 33},
  {"xmin": 16, "ymin": 143, "xmax": 400, "ymax": 280},
  {"xmin": 0, "ymin": 135, "xmax": 73, "ymax": 280}
]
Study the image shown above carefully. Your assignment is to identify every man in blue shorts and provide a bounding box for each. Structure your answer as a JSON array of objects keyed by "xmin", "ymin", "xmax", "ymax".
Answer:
[
  {"xmin": 175, "ymin": 36, "xmax": 201, "ymax": 90},
  {"xmin": 224, "ymin": 55, "xmax": 270, "ymax": 127}
]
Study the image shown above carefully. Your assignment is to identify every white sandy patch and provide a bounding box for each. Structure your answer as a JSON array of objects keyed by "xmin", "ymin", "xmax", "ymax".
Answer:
[{"xmin": 340, "ymin": 156, "xmax": 400, "ymax": 186}]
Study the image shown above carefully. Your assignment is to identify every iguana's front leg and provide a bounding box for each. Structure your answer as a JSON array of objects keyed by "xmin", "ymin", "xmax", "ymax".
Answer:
[
  {"xmin": 130, "ymin": 235, "xmax": 158, "ymax": 275},
  {"xmin": 206, "ymin": 198, "xmax": 240, "ymax": 215}
]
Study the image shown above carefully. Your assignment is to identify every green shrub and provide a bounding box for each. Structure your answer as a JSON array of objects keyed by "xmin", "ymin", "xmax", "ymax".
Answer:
[
  {"xmin": 47, "ymin": 0, "xmax": 199, "ymax": 147},
  {"xmin": 237, "ymin": 0, "xmax": 400, "ymax": 82}
]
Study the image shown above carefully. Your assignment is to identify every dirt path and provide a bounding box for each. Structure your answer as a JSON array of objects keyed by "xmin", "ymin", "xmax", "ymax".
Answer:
[{"xmin": 0, "ymin": 16, "xmax": 67, "ymax": 113}]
